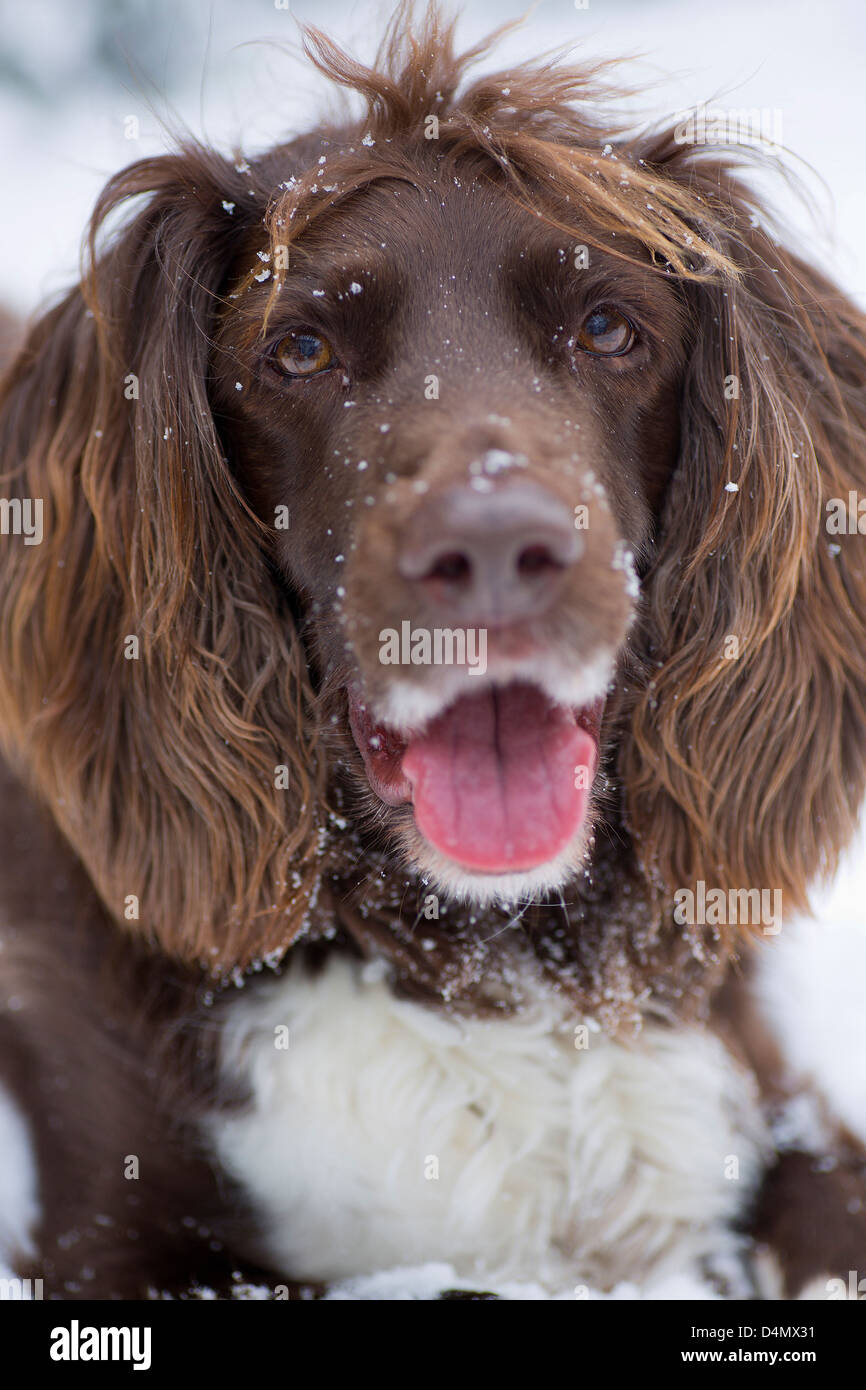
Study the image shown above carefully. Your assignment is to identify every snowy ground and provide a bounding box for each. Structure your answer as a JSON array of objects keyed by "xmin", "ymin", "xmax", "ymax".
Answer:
[{"xmin": 1, "ymin": 0, "xmax": 865, "ymax": 1298}]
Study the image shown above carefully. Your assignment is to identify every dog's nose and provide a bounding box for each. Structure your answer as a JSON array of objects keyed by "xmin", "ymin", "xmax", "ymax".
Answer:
[{"xmin": 398, "ymin": 482, "xmax": 581, "ymax": 625}]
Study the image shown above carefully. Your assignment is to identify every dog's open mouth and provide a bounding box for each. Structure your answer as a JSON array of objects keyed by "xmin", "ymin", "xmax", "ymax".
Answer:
[{"xmin": 348, "ymin": 682, "xmax": 601, "ymax": 874}]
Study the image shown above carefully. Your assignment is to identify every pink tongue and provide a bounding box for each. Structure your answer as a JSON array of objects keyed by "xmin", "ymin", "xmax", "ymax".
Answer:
[{"xmin": 402, "ymin": 684, "xmax": 596, "ymax": 873}]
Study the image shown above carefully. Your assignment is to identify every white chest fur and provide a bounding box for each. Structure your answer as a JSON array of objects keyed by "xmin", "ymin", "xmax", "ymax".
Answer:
[{"xmin": 207, "ymin": 956, "xmax": 768, "ymax": 1292}]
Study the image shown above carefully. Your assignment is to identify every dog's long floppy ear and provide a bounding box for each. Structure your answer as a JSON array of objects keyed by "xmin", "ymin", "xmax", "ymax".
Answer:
[
  {"xmin": 0, "ymin": 147, "xmax": 323, "ymax": 969},
  {"xmin": 621, "ymin": 135, "xmax": 866, "ymax": 920}
]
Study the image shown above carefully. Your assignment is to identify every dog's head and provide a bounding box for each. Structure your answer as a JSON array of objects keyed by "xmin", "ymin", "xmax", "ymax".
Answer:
[
  {"xmin": 211, "ymin": 113, "xmax": 687, "ymax": 905},
  {"xmin": 3, "ymin": 4, "xmax": 866, "ymax": 980}
]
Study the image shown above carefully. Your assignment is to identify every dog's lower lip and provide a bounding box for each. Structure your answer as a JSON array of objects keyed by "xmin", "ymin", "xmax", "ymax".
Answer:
[
  {"xmin": 347, "ymin": 693, "xmax": 414, "ymax": 807},
  {"xmin": 349, "ymin": 682, "xmax": 603, "ymax": 872}
]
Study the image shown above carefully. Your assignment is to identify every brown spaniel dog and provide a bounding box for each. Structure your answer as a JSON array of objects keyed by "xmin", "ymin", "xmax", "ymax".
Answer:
[{"xmin": 1, "ymin": 3, "xmax": 865, "ymax": 1299}]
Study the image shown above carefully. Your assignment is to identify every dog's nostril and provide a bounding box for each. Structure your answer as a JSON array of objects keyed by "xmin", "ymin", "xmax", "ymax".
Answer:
[
  {"xmin": 426, "ymin": 551, "xmax": 472, "ymax": 585},
  {"xmin": 516, "ymin": 544, "xmax": 564, "ymax": 578}
]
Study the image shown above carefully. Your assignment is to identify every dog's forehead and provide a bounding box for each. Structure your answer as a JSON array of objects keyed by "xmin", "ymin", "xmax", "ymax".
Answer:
[
  {"xmin": 275, "ymin": 178, "xmax": 567, "ymax": 374},
  {"xmin": 277, "ymin": 165, "xmax": 547, "ymax": 283}
]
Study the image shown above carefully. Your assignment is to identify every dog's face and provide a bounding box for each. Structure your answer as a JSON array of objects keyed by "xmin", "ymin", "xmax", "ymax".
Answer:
[{"xmin": 214, "ymin": 161, "xmax": 688, "ymax": 903}]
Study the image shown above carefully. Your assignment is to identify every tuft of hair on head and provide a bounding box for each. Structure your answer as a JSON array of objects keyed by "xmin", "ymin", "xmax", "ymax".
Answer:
[{"xmin": 250, "ymin": 1, "xmax": 741, "ymax": 330}]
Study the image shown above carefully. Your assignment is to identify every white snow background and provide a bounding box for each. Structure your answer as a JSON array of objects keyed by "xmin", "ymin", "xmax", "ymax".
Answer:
[{"xmin": 0, "ymin": 0, "xmax": 864, "ymax": 1299}]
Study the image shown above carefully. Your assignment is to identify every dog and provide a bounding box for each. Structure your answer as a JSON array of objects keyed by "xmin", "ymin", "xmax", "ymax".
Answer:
[{"xmin": 1, "ymin": 2, "xmax": 865, "ymax": 1299}]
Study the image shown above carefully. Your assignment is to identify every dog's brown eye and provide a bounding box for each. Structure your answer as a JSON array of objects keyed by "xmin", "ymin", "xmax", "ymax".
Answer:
[
  {"xmin": 576, "ymin": 308, "xmax": 635, "ymax": 356},
  {"xmin": 273, "ymin": 330, "xmax": 334, "ymax": 377}
]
